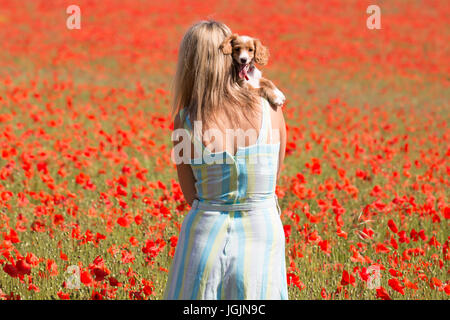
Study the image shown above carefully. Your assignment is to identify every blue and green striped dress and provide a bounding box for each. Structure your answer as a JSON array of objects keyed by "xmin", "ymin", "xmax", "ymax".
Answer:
[{"xmin": 164, "ymin": 97, "xmax": 288, "ymax": 300}]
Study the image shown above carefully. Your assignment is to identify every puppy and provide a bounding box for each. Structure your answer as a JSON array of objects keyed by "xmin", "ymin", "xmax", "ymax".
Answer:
[{"xmin": 219, "ymin": 33, "xmax": 286, "ymax": 107}]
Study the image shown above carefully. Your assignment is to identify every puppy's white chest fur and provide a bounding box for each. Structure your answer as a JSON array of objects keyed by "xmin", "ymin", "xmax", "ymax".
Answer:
[{"xmin": 245, "ymin": 66, "xmax": 262, "ymax": 88}]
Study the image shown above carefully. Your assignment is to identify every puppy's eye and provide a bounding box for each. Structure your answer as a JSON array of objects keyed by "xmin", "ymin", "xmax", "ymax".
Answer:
[{"xmin": 249, "ymin": 48, "xmax": 254, "ymax": 52}]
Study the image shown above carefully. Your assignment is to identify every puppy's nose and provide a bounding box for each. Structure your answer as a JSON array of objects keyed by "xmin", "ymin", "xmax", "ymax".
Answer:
[{"xmin": 240, "ymin": 58, "xmax": 247, "ymax": 64}]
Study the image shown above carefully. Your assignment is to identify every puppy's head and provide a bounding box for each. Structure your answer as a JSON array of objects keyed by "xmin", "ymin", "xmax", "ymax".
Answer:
[{"xmin": 220, "ymin": 34, "xmax": 269, "ymax": 66}]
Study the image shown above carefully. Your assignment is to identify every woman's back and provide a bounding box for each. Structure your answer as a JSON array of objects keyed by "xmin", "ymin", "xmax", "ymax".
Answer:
[{"xmin": 179, "ymin": 97, "xmax": 280, "ymax": 204}]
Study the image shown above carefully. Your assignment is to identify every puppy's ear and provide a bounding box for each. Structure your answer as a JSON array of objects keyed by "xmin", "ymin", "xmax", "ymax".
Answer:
[
  {"xmin": 254, "ymin": 39, "xmax": 269, "ymax": 65},
  {"xmin": 219, "ymin": 33, "xmax": 238, "ymax": 55}
]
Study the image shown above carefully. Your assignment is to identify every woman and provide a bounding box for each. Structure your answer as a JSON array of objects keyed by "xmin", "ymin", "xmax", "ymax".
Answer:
[{"xmin": 164, "ymin": 20, "xmax": 288, "ymax": 300}]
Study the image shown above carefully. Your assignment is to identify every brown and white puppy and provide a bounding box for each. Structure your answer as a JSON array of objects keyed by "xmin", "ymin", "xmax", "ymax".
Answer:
[{"xmin": 219, "ymin": 33, "xmax": 286, "ymax": 107}]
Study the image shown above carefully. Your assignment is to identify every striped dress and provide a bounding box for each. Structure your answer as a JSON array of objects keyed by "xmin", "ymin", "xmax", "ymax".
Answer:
[{"xmin": 164, "ymin": 97, "xmax": 288, "ymax": 300}]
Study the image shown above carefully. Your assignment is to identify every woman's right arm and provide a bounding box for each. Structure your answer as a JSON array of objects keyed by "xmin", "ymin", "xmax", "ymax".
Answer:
[
  {"xmin": 173, "ymin": 114, "xmax": 198, "ymax": 206},
  {"xmin": 274, "ymin": 106, "xmax": 286, "ymax": 181}
]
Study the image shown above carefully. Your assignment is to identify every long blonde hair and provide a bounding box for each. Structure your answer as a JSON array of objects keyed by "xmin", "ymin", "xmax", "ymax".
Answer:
[{"xmin": 171, "ymin": 20, "xmax": 259, "ymax": 132}]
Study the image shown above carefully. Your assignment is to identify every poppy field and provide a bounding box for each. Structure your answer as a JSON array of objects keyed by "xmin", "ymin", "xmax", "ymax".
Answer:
[{"xmin": 0, "ymin": 0, "xmax": 448, "ymax": 300}]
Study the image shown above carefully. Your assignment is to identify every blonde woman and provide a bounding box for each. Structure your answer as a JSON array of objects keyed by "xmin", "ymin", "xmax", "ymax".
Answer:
[{"xmin": 164, "ymin": 20, "xmax": 288, "ymax": 300}]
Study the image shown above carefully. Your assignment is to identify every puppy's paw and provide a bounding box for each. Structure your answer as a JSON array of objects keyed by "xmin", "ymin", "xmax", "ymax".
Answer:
[{"xmin": 272, "ymin": 89, "xmax": 286, "ymax": 106}]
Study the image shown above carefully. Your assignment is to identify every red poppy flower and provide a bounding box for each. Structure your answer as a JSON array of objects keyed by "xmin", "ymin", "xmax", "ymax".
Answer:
[
  {"xmin": 16, "ymin": 260, "xmax": 31, "ymax": 275},
  {"xmin": 388, "ymin": 278, "xmax": 405, "ymax": 295},
  {"xmin": 387, "ymin": 219, "xmax": 398, "ymax": 234},
  {"xmin": 340, "ymin": 270, "xmax": 355, "ymax": 287},
  {"xmin": 376, "ymin": 286, "xmax": 391, "ymax": 300},
  {"xmin": 91, "ymin": 291, "xmax": 103, "ymax": 300},
  {"xmin": 3, "ymin": 264, "xmax": 18, "ymax": 278}
]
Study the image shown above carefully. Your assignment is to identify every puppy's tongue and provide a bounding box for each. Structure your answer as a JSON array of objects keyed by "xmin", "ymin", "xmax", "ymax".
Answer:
[{"xmin": 239, "ymin": 64, "xmax": 250, "ymax": 80}]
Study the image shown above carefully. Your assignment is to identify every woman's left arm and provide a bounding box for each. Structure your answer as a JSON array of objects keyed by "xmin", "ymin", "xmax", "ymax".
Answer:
[{"xmin": 173, "ymin": 114, "xmax": 198, "ymax": 206}]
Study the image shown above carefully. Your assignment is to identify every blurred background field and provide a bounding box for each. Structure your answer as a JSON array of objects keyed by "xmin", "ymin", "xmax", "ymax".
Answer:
[{"xmin": 0, "ymin": 0, "xmax": 448, "ymax": 299}]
